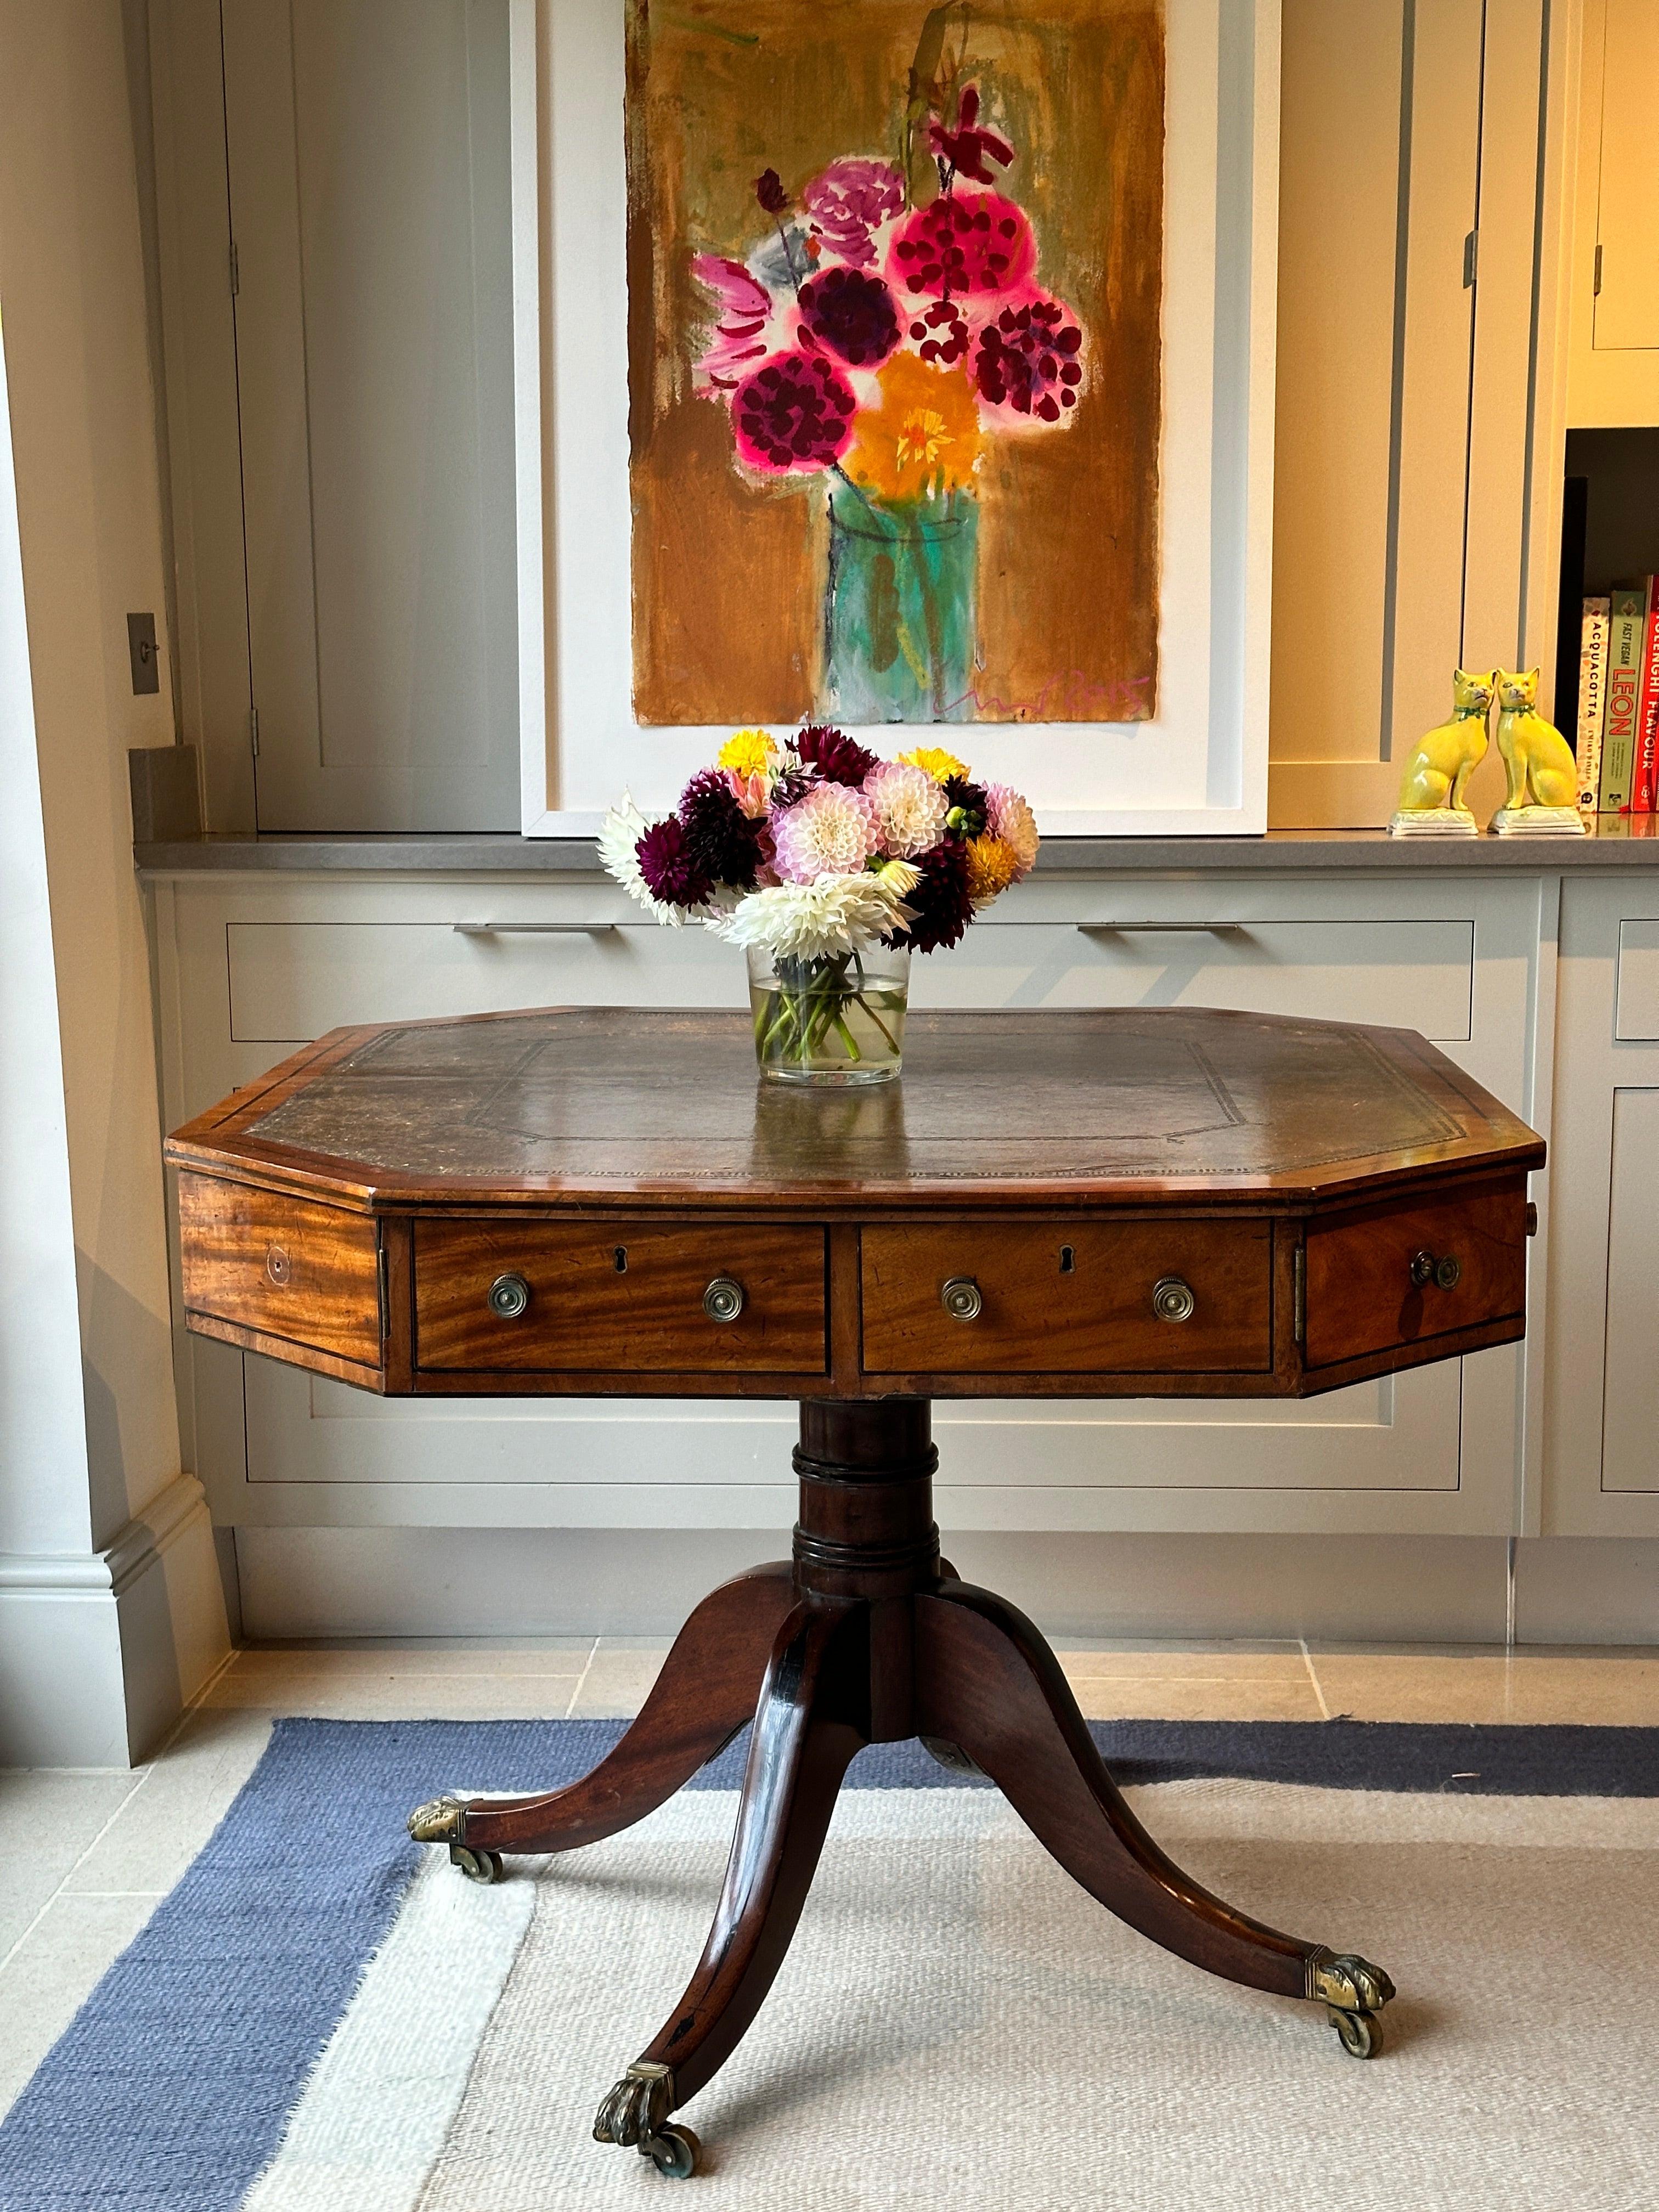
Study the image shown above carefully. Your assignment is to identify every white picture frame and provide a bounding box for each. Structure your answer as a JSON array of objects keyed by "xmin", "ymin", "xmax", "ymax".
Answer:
[{"xmin": 512, "ymin": 0, "xmax": 1280, "ymax": 838}]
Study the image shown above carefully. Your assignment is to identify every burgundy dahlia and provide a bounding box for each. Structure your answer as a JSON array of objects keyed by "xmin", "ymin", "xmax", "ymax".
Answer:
[
  {"xmin": 679, "ymin": 769, "xmax": 764, "ymax": 889},
  {"xmin": 972, "ymin": 296, "xmax": 1084, "ymax": 422},
  {"xmin": 943, "ymin": 775, "xmax": 989, "ymax": 838},
  {"xmin": 905, "ymin": 296, "xmax": 972, "ymax": 369},
  {"xmin": 635, "ymin": 817, "xmax": 713, "ymax": 909},
  {"xmin": 766, "ymin": 765, "xmax": 818, "ymax": 812},
  {"xmin": 799, "ymin": 267, "xmax": 900, "ymax": 368},
  {"xmin": 732, "ymin": 352, "xmax": 857, "ymax": 474},
  {"xmin": 797, "ymin": 724, "xmax": 878, "ymax": 787},
  {"xmin": 892, "ymin": 836, "xmax": 973, "ymax": 954},
  {"xmin": 755, "ymin": 167, "xmax": 791, "ymax": 217}
]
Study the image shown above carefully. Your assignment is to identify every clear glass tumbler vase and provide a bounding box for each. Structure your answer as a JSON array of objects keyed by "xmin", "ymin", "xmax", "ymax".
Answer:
[{"xmin": 746, "ymin": 941, "xmax": 910, "ymax": 1085}]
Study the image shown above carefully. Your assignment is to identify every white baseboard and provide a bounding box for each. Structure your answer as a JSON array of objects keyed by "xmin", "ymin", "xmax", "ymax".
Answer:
[{"xmin": 0, "ymin": 1473, "xmax": 231, "ymax": 1764}]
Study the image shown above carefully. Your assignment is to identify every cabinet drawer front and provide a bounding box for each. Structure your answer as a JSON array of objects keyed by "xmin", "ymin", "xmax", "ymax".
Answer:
[
  {"xmin": 414, "ymin": 1222, "xmax": 827, "ymax": 1373},
  {"xmin": 860, "ymin": 1221, "xmax": 1273, "ymax": 1376},
  {"xmin": 1304, "ymin": 1183, "xmax": 1527, "ymax": 1370},
  {"xmin": 178, "ymin": 1173, "xmax": 381, "ymax": 1365}
]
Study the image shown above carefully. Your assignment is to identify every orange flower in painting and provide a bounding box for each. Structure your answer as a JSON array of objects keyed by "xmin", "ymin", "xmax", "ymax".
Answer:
[{"xmin": 843, "ymin": 353, "xmax": 983, "ymax": 504}]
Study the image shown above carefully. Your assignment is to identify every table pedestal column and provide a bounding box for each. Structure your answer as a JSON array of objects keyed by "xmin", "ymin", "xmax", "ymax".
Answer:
[{"xmin": 409, "ymin": 1397, "xmax": 1395, "ymax": 2180}]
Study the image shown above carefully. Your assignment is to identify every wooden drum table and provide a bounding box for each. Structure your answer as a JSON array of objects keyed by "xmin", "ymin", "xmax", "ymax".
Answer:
[{"xmin": 167, "ymin": 1006, "xmax": 1543, "ymax": 2178}]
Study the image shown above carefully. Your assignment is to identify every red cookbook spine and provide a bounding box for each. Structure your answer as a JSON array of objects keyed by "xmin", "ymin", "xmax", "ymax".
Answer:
[{"xmin": 1633, "ymin": 577, "xmax": 1659, "ymax": 812}]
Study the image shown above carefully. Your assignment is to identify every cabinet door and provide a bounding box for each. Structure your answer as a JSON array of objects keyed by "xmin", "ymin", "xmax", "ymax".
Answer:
[
  {"xmin": 222, "ymin": 0, "xmax": 520, "ymax": 831},
  {"xmin": 1591, "ymin": 0, "xmax": 1659, "ymax": 354}
]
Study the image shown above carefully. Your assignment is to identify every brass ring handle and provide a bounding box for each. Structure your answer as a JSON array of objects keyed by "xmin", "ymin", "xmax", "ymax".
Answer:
[
  {"xmin": 941, "ymin": 1277, "xmax": 983, "ymax": 1322},
  {"xmin": 1151, "ymin": 1276, "xmax": 1196, "ymax": 1323},
  {"xmin": 487, "ymin": 1272, "xmax": 530, "ymax": 1319},
  {"xmin": 703, "ymin": 1276, "xmax": 744, "ymax": 1323}
]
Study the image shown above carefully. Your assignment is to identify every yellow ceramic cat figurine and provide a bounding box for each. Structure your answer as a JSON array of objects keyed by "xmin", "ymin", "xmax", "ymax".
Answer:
[
  {"xmin": 1387, "ymin": 668, "xmax": 1493, "ymax": 835},
  {"xmin": 1488, "ymin": 666, "xmax": 1588, "ymax": 836}
]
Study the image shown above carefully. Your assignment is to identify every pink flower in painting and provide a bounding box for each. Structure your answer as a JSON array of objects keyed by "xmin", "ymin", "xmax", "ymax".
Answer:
[
  {"xmin": 984, "ymin": 783, "xmax": 1040, "ymax": 876},
  {"xmin": 798, "ymin": 266, "xmax": 901, "ymax": 369},
  {"xmin": 972, "ymin": 289, "xmax": 1085, "ymax": 424},
  {"xmin": 887, "ymin": 188, "xmax": 1036, "ymax": 301},
  {"xmin": 900, "ymin": 295, "xmax": 974, "ymax": 370},
  {"xmin": 732, "ymin": 351, "xmax": 858, "ymax": 472},
  {"xmin": 691, "ymin": 255, "xmax": 774, "ymax": 393},
  {"xmin": 770, "ymin": 781, "xmax": 878, "ymax": 882},
  {"xmin": 862, "ymin": 761, "xmax": 949, "ymax": 858},
  {"xmin": 801, "ymin": 158, "xmax": 904, "ymax": 268},
  {"xmin": 928, "ymin": 88, "xmax": 1014, "ymax": 185}
]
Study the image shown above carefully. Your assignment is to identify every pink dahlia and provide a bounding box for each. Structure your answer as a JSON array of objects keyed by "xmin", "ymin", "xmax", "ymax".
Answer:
[
  {"xmin": 732, "ymin": 351, "xmax": 857, "ymax": 473},
  {"xmin": 887, "ymin": 188, "xmax": 1036, "ymax": 300},
  {"xmin": 902, "ymin": 295, "xmax": 973, "ymax": 369},
  {"xmin": 863, "ymin": 761, "xmax": 949, "ymax": 858},
  {"xmin": 985, "ymin": 783, "xmax": 1040, "ymax": 876},
  {"xmin": 972, "ymin": 291, "xmax": 1084, "ymax": 424},
  {"xmin": 770, "ymin": 781, "xmax": 878, "ymax": 883},
  {"xmin": 799, "ymin": 266, "xmax": 900, "ymax": 368},
  {"xmin": 802, "ymin": 158, "xmax": 904, "ymax": 268},
  {"xmin": 690, "ymin": 255, "xmax": 772, "ymax": 393}
]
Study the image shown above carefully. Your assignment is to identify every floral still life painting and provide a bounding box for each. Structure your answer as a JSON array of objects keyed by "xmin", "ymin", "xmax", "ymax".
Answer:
[{"xmin": 625, "ymin": 0, "xmax": 1164, "ymax": 730}]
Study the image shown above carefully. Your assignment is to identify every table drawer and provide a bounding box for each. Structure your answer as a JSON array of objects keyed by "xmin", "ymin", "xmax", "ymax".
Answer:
[
  {"xmin": 413, "ymin": 1221, "xmax": 827, "ymax": 1373},
  {"xmin": 860, "ymin": 1220, "xmax": 1273, "ymax": 1376},
  {"xmin": 177, "ymin": 1172, "xmax": 382, "ymax": 1365},
  {"xmin": 1304, "ymin": 1182, "xmax": 1527, "ymax": 1370}
]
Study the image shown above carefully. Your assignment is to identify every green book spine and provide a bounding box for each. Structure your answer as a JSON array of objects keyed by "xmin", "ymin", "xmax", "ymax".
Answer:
[{"xmin": 1599, "ymin": 586, "xmax": 1646, "ymax": 812}]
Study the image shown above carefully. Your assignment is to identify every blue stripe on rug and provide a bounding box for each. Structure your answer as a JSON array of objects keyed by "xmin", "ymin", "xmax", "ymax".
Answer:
[{"xmin": 0, "ymin": 1714, "xmax": 1655, "ymax": 2210}]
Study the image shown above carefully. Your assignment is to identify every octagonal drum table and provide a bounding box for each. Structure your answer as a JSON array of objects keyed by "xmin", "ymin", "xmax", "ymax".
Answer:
[{"xmin": 166, "ymin": 1006, "xmax": 1543, "ymax": 2179}]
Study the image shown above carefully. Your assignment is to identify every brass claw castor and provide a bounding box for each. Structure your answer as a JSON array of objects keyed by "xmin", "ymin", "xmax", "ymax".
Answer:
[
  {"xmin": 1308, "ymin": 1948, "xmax": 1396, "ymax": 2059},
  {"xmin": 594, "ymin": 2061, "xmax": 701, "ymax": 2179},
  {"xmin": 407, "ymin": 1795, "xmax": 503, "ymax": 1884}
]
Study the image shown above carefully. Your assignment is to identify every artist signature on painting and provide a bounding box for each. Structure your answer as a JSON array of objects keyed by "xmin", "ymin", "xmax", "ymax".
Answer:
[{"xmin": 946, "ymin": 671, "xmax": 1154, "ymax": 722}]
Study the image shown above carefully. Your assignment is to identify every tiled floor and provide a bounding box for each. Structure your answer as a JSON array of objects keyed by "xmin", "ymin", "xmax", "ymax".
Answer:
[{"xmin": 1, "ymin": 1633, "xmax": 1655, "ymax": 2119}]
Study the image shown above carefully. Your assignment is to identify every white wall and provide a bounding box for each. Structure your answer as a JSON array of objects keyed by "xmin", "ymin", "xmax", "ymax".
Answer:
[{"xmin": 0, "ymin": 0, "xmax": 227, "ymax": 1763}]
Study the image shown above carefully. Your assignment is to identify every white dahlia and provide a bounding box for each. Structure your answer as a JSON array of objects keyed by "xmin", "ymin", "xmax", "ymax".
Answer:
[
  {"xmin": 597, "ymin": 793, "xmax": 695, "ymax": 925},
  {"xmin": 984, "ymin": 782, "xmax": 1040, "ymax": 877},
  {"xmin": 862, "ymin": 760, "xmax": 949, "ymax": 857},
  {"xmin": 707, "ymin": 873, "xmax": 913, "ymax": 962}
]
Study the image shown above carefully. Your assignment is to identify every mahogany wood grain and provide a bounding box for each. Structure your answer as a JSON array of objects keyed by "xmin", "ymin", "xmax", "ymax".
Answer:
[
  {"xmin": 411, "ymin": 1220, "xmax": 826, "ymax": 1373},
  {"xmin": 1304, "ymin": 1173, "xmax": 1528, "ymax": 1370},
  {"xmin": 462, "ymin": 1563, "xmax": 796, "ymax": 1854},
  {"xmin": 861, "ymin": 1218, "xmax": 1273, "ymax": 1375},
  {"xmin": 177, "ymin": 1171, "xmax": 381, "ymax": 1368}
]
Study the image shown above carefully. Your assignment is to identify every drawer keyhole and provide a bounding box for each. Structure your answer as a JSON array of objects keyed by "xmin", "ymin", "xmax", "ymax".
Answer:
[
  {"xmin": 613, "ymin": 1247, "xmax": 628, "ymax": 1273},
  {"xmin": 1059, "ymin": 1245, "xmax": 1075, "ymax": 1274}
]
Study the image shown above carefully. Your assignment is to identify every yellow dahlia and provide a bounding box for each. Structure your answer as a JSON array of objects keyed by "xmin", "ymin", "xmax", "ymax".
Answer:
[
  {"xmin": 897, "ymin": 744, "xmax": 969, "ymax": 784},
  {"xmin": 717, "ymin": 728, "xmax": 778, "ymax": 777},
  {"xmin": 842, "ymin": 354, "xmax": 983, "ymax": 504},
  {"xmin": 965, "ymin": 834, "xmax": 1020, "ymax": 904}
]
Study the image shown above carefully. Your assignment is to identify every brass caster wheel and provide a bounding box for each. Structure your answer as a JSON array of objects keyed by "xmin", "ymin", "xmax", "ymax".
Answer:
[
  {"xmin": 1329, "ymin": 2006, "xmax": 1384, "ymax": 2059},
  {"xmin": 449, "ymin": 1843, "xmax": 503, "ymax": 1884},
  {"xmin": 642, "ymin": 2124, "xmax": 700, "ymax": 2179}
]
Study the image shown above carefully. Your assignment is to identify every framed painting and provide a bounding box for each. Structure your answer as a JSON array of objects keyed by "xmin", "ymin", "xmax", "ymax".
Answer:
[{"xmin": 513, "ymin": 0, "xmax": 1279, "ymax": 834}]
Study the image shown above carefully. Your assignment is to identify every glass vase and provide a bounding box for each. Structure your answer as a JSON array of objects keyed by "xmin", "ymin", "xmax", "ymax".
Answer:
[
  {"xmin": 746, "ymin": 941, "xmax": 910, "ymax": 1085},
  {"xmin": 824, "ymin": 488, "xmax": 977, "ymax": 724}
]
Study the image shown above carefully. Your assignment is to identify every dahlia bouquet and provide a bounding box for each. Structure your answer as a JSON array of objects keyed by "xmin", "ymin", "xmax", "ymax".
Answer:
[{"xmin": 600, "ymin": 726, "xmax": 1039, "ymax": 1082}]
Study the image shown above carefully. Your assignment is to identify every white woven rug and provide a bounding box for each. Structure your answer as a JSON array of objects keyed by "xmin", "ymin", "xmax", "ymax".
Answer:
[{"xmin": 268, "ymin": 1783, "xmax": 1658, "ymax": 2211}]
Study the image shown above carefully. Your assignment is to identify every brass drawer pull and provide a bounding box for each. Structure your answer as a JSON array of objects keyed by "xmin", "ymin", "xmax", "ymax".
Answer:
[
  {"xmin": 703, "ymin": 1276, "xmax": 745, "ymax": 1323},
  {"xmin": 487, "ymin": 1272, "xmax": 530, "ymax": 1320},
  {"xmin": 941, "ymin": 1277, "xmax": 983, "ymax": 1322},
  {"xmin": 1152, "ymin": 1275, "xmax": 1196, "ymax": 1323},
  {"xmin": 1409, "ymin": 1249, "xmax": 1462, "ymax": 1291}
]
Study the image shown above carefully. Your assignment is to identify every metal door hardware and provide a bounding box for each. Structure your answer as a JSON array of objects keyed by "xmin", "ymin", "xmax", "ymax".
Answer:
[
  {"xmin": 703, "ymin": 1277, "xmax": 744, "ymax": 1323},
  {"xmin": 1077, "ymin": 922, "xmax": 1246, "ymax": 937},
  {"xmin": 454, "ymin": 922, "xmax": 619, "ymax": 935},
  {"xmin": 1409, "ymin": 1250, "xmax": 1461, "ymax": 1291},
  {"xmin": 1151, "ymin": 1275, "xmax": 1196, "ymax": 1323},
  {"xmin": 941, "ymin": 1277, "xmax": 983, "ymax": 1321},
  {"xmin": 487, "ymin": 1273, "xmax": 531, "ymax": 1319}
]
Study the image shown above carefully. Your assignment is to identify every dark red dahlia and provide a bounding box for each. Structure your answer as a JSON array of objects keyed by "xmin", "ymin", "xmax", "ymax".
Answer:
[
  {"xmin": 887, "ymin": 189, "xmax": 1035, "ymax": 298},
  {"xmin": 943, "ymin": 775, "xmax": 988, "ymax": 837},
  {"xmin": 678, "ymin": 769, "xmax": 764, "ymax": 889},
  {"xmin": 799, "ymin": 267, "xmax": 900, "ymax": 368},
  {"xmin": 927, "ymin": 87, "xmax": 1014, "ymax": 186},
  {"xmin": 972, "ymin": 296, "xmax": 1084, "ymax": 422},
  {"xmin": 635, "ymin": 816, "xmax": 713, "ymax": 909},
  {"xmin": 891, "ymin": 837, "xmax": 973, "ymax": 954},
  {"xmin": 766, "ymin": 765, "xmax": 818, "ymax": 811},
  {"xmin": 732, "ymin": 352, "xmax": 857, "ymax": 474},
  {"xmin": 755, "ymin": 167, "xmax": 791, "ymax": 217},
  {"xmin": 797, "ymin": 724, "xmax": 878, "ymax": 786},
  {"xmin": 905, "ymin": 296, "xmax": 972, "ymax": 369}
]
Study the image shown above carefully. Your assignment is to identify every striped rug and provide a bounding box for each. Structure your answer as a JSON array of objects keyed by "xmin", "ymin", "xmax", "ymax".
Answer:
[{"xmin": 0, "ymin": 1719, "xmax": 1655, "ymax": 2210}]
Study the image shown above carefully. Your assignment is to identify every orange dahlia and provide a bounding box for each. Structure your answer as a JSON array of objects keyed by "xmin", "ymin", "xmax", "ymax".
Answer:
[{"xmin": 842, "ymin": 353, "xmax": 983, "ymax": 504}]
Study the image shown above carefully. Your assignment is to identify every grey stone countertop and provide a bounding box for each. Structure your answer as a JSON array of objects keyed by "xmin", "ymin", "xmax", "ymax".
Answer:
[{"xmin": 133, "ymin": 827, "xmax": 1659, "ymax": 873}]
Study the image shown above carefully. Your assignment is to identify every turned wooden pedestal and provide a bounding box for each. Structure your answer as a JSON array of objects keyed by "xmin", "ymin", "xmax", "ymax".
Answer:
[{"xmin": 166, "ymin": 1006, "xmax": 1543, "ymax": 2176}]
